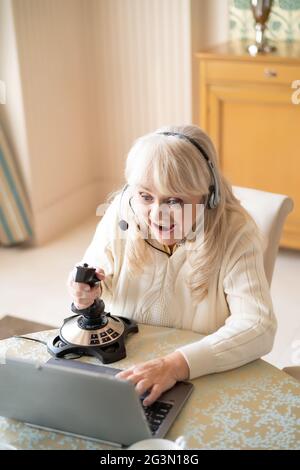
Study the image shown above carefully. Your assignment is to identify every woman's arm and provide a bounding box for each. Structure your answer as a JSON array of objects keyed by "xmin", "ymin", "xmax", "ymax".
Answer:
[{"xmin": 176, "ymin": 225, "xmax": 277, "ymax": 379}]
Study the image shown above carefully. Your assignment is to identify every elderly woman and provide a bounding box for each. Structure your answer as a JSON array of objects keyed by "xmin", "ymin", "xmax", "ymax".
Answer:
[{"xmin": 68, "ymin": 124, "xmax": 277, "ymax": 406}]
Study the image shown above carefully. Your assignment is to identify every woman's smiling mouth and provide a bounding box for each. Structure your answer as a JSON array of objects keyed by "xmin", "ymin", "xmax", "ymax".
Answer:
[{"xmin": 151, "ymin": 221, "xmax": 175, "ymax": 234}]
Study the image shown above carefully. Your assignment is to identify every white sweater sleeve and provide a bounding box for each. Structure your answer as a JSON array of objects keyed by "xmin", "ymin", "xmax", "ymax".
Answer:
[
  {"xmin": 177, "ymin": 226, "xmax": 277, "ymax": 380},
  {"xmin": 80, "ymin": 195, "xmax": 120, "ymax": 304}
]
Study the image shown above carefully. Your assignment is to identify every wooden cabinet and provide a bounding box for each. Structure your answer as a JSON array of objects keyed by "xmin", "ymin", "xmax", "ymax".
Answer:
[{"xmin": 197, "ymin": 40, "xmax": 300, "ymax": 250}]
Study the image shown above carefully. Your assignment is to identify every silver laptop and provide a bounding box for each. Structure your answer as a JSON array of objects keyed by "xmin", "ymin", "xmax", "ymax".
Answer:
[{"xmin": 0, "ymin": 356, "xmax": 193, "ymax": 447}]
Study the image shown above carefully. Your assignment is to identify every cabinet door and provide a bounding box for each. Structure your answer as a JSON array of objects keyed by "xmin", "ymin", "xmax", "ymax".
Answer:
[{"xmin": 205, "ymin": 84, "xmax": 300, "ymax": 249}]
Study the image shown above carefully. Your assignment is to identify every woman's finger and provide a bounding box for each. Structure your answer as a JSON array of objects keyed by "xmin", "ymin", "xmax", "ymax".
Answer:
[
  {"xmin": 72, "ymin": 283, "xmax": 90, "ymax": 293},
  {"xmin": 74, "ymin": 282, "xmax": 101, "ymax": 295},
  {"xmin": 95, "ymin": 268, "xmax": 105, "ymax": 281},
  {"xmin": 74, "ymin": 301, "xmax": 90, "ymax": 310},
  {"xmin": 116, "ymin": 365, "xmax": 137, "ymax": 380},
  {"xmin": 74, "ymin": 300, "xmax": 92, "ymax": 309},
  {"xmin": 135, "ymin": 378, "xmax": 151, "ymax": 396},
  {"xmin": 88, "ymin": 286, "xmax": 101, "ymax": 300},
  {"xmin": 143, "ymin": 384, "xmax": 161, "ymax": 406},
  {"xmin": 75, "ymin": 296, "xmax": 91, "ymax": 304}
]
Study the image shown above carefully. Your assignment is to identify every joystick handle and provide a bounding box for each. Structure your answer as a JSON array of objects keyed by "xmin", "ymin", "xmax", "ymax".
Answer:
[
  {"xmin": 71, "ymin": 263, "xmax": 106, "ymax": 328},
  {"xmin": 74, "ymin": 263, "xmax": 100, "ymax": 288}
]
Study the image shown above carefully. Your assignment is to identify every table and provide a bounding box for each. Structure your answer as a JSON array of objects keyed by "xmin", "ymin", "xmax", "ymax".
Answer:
[{"xmin": 0, "ymin": 325, "xmax": 299, "ymax": 449}]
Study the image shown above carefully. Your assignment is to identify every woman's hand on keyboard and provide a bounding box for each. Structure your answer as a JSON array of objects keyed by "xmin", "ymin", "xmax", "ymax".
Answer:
[
  {"xmin": 67, "ymin": 266, "xmax": 105, "ymax": 310},
  {"xmin": 116, "ymin": 351, "xmax": 190, "ymax": 406}
]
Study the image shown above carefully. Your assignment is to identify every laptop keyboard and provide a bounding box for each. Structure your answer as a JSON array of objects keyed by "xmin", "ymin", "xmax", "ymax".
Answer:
[{"xmin": 141, "ymin": 400, "xmax": 173, "ymax": 434}]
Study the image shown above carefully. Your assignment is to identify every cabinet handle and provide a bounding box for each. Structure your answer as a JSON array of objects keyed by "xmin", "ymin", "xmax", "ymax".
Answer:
[{"xmin": 264, "ymin": 68, "xmax": 277, "ymax": 78}]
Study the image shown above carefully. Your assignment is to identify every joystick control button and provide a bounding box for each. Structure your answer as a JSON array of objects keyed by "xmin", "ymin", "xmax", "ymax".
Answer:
[{"xmin": 90, "ymin": 339, "xmax": 100, "ymax": 345}]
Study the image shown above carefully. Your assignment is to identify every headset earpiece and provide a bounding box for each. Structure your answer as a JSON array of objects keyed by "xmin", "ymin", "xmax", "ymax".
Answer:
[
  {"xmin": 118, "ymin": 184, "xmax": 130, "ymax": 231},
  {"xmin": 118, "ymin": 185, "xmax": 141, "ymax": 231},
  {"xmin": 119, "ymin": 219, "xmax": 129, "ymax": 231},
  {"xmin": 207, "ymin": 185, "xmax": 217, "ymax": 210}
]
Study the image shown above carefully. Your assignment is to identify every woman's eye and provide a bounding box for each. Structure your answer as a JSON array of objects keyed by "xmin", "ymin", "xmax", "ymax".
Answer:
[
  {"xmin": 139, "ymin": 193, "xmax": 153, "ymax": 202},
  {"xmin": 167, "ymin": 199, "xmax": 182, "ymax": 206}
]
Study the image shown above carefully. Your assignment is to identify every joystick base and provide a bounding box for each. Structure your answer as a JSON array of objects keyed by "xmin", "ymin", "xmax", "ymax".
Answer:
[{"xmin": 47, "ymin": 315, "xmax": 138, "ymax": 364}]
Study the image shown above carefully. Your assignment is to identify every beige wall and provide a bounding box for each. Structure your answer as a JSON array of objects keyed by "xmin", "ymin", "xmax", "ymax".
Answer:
[
  {"xmin": 81, "ymin": 0, "xmax": 229, "ymax": 190},
  {"xmin": 12, "ymin": 0, "xmax": 101, "ymax": 243},
  {"xmin": 191, "ymin": 0, "xmax": 229, "ymax": 123},
  {"xmin": 0, "ymin": 0, "xmax": 229, "ymax": 244},
  {"xmin": 90, "ymin": 0, "xmax": 192, "ymax": 190}
]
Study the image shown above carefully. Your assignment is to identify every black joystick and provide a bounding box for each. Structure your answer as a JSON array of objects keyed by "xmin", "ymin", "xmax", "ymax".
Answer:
[
  {"xmin": 47, "ymin": 263, "xmax": 138, "ymax": 363},
  {"xmin": 70, "ymin": 264, "xmax": 107, "ymax": 330}
]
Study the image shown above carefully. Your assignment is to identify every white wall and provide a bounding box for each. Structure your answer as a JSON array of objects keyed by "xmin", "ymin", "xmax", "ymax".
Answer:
[{"xmin": 0, "ymin": 0, "xmax": 229, "ymax": 244}]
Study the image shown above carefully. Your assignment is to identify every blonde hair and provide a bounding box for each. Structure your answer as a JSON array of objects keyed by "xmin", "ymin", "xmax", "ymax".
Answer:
[{"xmin": 118, "ymin": 125, "xmax": 261, "ymax": 304}]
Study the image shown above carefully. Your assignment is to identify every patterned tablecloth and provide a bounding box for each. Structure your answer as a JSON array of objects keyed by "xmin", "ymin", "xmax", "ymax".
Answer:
[{"xmin": 0, "ymin": 325, "xmax": 299, "ymax": 450}]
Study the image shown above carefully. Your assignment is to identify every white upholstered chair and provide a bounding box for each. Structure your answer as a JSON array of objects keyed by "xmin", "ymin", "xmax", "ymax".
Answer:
[
  {"xmin": 232, "ymin": 185, "xmax": 294, "ymax": 286},
  {"xmin": 232, "ymin": 186, "xmax": 298, "ymax": 381}
]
